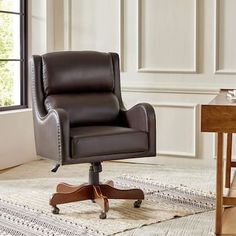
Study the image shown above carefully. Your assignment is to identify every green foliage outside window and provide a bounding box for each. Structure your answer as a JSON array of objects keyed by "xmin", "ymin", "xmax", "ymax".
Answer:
[{"xmin": 0, "ymin": 0, "xmax": 14, "ymax": 106}]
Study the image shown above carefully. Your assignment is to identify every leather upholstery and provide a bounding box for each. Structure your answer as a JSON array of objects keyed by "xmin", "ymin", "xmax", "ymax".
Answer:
[
  {"xmin": 121, "ymin": 103, "xmax": 156, "ymax": 155},
  {"xmin": 70, "ymin": 126, "xmax": 148, "ymax": 158},
  {"xmin": 31, "ymin": 55, "xmax": 70, "ymax": 161},
  {"xmin": 42, "ymin": 51, "xmax": 114, "ymax": 95},
  {"xmin": 31, "ymin": 51, "xmax": 156, "ymax": 165},
  {"xmin": 45, "ymin": 93, "xmax": 119, "ymax": 126}
]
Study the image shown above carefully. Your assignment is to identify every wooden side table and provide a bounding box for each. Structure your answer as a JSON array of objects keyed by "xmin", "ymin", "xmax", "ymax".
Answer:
[{"xmin": 201, "ymin": 90, "xmax": 236, "ymax": 235}]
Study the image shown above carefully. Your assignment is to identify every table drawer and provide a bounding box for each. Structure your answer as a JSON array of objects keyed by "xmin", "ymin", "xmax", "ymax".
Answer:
[{"xmin": 201, "ymin": 105, "xmax": 236, "ymax": 132}]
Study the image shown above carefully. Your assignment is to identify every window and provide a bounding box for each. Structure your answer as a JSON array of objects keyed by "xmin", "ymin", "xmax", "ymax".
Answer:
[{"xmin": 0, "ymin": 0, "xmax": 27, "ymax": 111}]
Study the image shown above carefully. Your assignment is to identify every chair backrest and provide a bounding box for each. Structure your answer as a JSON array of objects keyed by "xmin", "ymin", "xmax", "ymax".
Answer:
[{"xmin": 40, "ymin": 51, "xmax": 121, "ymax": 126}]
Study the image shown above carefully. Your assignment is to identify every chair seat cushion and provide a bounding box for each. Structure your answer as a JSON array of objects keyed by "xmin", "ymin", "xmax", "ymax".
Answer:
[{"xmin": 70, "ymin": 126, "xmax": 148, "ymax": 158}]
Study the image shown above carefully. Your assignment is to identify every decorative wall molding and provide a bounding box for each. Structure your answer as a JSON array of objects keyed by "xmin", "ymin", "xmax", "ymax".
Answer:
[
  {"xmin": 63, "ymin": 0, "xmax": 124, "ymax": 71},
  {"xmin": 46, "ymin": 0, "xmax": 55, "ymax": 52},
  {"xmin": 152, "ymin": 103, "xmax": 198, "ymax": 158},
  {"xmin": 137, "ymin": 0, "xmax": 198, "ymax": 73},
  {"xmin": 119, "ymin": 0, "xmax": 124, "ymax": 71},
  {"xmin": 122, "ymin": 85, "xmax": 219, "ymax": 95},
  {"xmin": 63, "ymin": 0, "xmax": 72, "ymax": 51},
  {"xmin": 214, "ymin": 0, "xmax": 236, "ymax": 74}
]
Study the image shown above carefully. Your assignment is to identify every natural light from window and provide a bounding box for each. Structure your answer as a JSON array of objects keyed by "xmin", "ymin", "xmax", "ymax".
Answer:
[{"xmin": 0, "ymin": 0, "xmax": 21, "ymax": 108}]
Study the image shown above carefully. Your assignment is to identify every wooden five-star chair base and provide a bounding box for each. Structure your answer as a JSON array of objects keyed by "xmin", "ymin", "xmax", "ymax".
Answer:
[{"xmin": 49, "ymin": 180, "xmax": 144, "ymax": 219}]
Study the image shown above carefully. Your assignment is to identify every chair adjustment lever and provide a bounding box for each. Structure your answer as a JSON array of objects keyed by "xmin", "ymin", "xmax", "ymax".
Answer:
[{"xmin": 51, "ymin": 164, "xmax": 60, "ymax": 173}]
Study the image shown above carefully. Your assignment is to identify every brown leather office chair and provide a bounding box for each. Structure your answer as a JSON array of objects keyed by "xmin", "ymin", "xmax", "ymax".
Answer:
[{"xmin": 31, "ymin": 51, "xmax": 156, "ymax": 219}]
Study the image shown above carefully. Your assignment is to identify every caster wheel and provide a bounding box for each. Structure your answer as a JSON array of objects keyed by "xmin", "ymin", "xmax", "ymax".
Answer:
[
  {"xmin": 52, "ymin": 206, "xmax": 60, "ymax": 214},
  {"xmin": 134, "ymin": 200, "xmax": 142, "ymax": 208},
  {"xmin": 99, "ymin": 212, "xmax": 107, "ymax": 219}
]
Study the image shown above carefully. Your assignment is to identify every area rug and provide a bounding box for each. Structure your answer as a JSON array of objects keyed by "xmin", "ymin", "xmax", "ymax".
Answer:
[{"xmin": 0, "ymin": 174, "xmax": 215, "ymax": 236}]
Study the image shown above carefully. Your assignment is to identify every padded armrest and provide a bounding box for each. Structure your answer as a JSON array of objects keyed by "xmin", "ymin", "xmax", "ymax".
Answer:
[
  {"xmin": 121, "ymin": 103, "xmax": 156, "ymax": 155},
  {"xmin": 33, "ymin": 108, "xmax": 70, "ymax": 163},
  {"xmin": 121, "ymin": 103, "xmax": 155, "ymax": 132}
]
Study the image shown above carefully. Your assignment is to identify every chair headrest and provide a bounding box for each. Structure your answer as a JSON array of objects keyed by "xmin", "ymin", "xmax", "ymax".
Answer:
[{"xmin": 42, "ymin": 51, "xmax": 114, "ymax": 95}]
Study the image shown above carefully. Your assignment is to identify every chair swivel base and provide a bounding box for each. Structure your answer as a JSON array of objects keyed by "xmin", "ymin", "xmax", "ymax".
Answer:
[{"xmin": 49, "ymin": 180, "xmax": 144, "ymax": 219}]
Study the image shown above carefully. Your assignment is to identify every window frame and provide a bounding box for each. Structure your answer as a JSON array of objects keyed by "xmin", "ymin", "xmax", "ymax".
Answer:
[{"xmin": 0, "ymin": 0, "xmax": 28, "ymax": 111}]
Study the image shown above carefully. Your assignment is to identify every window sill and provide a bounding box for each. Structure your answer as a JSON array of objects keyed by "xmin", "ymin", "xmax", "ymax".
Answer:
[
  {"xmin": 0, "ymin": 108, "xmax": 32, "ymax": 116},
  {"xmin": 0, "ymin": 105, "xmax": 28, "ymax": 112}
]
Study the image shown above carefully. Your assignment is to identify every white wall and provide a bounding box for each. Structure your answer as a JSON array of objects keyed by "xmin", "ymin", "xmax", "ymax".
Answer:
[
  {"xmin": 2, "ymin": 0, "xmax": 236, "ymax": 169},
  {"xmin": 0, "ymin": 109, "xmax": 35, "ymax": 170}
]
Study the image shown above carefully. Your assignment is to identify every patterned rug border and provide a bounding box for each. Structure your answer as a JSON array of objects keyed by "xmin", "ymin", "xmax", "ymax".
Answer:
[{"xmin": 0, "ymin": 198, "xmax": 102, "ymax": 236}]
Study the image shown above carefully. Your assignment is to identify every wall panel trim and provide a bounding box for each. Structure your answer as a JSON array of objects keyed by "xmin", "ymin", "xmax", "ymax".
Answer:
[
  {"xmin": 137, "ymin": 0, "xmax": 198, "ymax": 73},
  {"xmin": 122, "ymin": 85, "xmax": 219, "ymax": 95},
  {"xmin": 63, "ymin": 0, "xmax": 124, "ymax": 71},
  {"xmin": 152, "ymin": 103, "xmax": 198, "ymax": 157},
  {"xmin": 214, "ymin": 0, "xmax": 236, "ymax": 74},
  {"xmin": 63, "ymin": 0, "xmax": 72, "ymax": 50}
]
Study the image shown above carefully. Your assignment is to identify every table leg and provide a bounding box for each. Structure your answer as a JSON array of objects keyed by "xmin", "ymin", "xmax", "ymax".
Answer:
[
  {"xmin": 225, "ymin": 133, "xmax": 232, "ymax": 188},
  {"xmin": 215, "ymin": 132, "xmax": 224, "ymax": 235}
]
